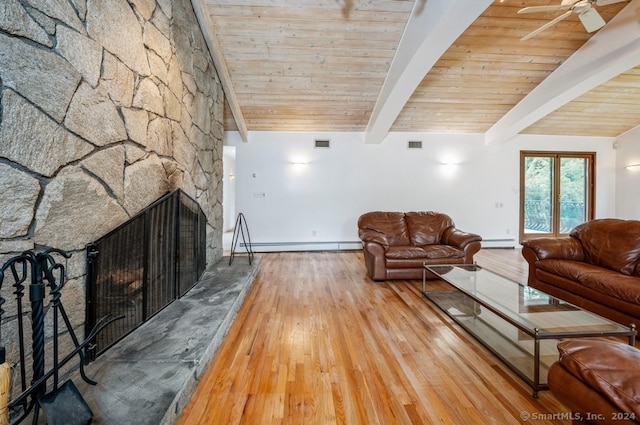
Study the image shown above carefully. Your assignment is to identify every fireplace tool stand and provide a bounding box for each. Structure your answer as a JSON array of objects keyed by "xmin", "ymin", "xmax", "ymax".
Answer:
[{"xmin": 0, "ymin": 249, "xmax": 120, "ymax": 425}]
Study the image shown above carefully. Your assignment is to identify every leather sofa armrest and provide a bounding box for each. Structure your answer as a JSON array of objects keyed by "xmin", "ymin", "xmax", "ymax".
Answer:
[
  {"xmin": 358, "ymin": 229, "xmax": 390, "ymax": 247},
  {"xmin": 556, "ymin": 339, "xmax": 640, "ymax": 418},
  {"xmin": 521, "ymin": 237, "xmax": 585, "ymax": 262},
  {"xmin": 362, "ymin": 241, "xmax": 387, "ymax": 281},
  {"xmin": 441, "ymin": 227, "xmax": 482, "ymax": 250},
  {"xmin": 548, "ymin": 362, "xmax": 629, "ymax": 424}
]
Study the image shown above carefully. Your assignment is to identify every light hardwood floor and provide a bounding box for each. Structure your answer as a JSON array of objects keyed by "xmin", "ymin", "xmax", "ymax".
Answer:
[{"xmin": 176, "ymin": 248, "xmax": 571, "ymax": 424}]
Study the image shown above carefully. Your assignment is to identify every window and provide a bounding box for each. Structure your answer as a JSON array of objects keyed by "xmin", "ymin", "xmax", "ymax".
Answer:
[{"xmin": 520, "ymin": 151, "xmax": 595, "ymax": 242}]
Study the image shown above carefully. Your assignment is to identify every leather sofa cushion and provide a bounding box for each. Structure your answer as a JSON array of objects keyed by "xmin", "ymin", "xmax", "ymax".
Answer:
[
  {"xmin": 535, "ymin": 259, "xmax": 604, "ymax": 281},
  {"xmin": 385, "ymin": 245, "xmax": 463, "ymax": 260},
  {"xmin": 386, "ymin": 256, "xmax": 466, "ymax": 270},
  {"xmin": 571, "ymin": 219, "xmax": 640, "ymax": 276},
  {"xmin": 557, "ymin": 339, "xmax": 640, "ymax": 417},
  {"xmin": 384, "ymin": 245, "xmax": 464, "ymax": 259},
  {"xmin": 358, "ymin": 212, "xmax": 410, "ymax": 246},
  {"xmin": 536, "ymin": 259, "xmax": 640, "ymax": 304},
  {"xmin": 385, "ymin": 246, "xmax": 428, "ymax": 259},
  {"xmin": 579, "ymin": 272, "xmax": 640, "ymax": 305},
  {"xmin": 405, "ymin": 212, "xmax": 453, "ymax": 246},
  {"xmin": 421, "ymin": 245, "xmax": 464, "ymax": 259}
]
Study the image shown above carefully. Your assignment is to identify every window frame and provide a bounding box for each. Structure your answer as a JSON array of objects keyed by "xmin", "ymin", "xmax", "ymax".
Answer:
[{"xmin": 519, "ymin": 151, "xmax": 596, "ymax": 243}]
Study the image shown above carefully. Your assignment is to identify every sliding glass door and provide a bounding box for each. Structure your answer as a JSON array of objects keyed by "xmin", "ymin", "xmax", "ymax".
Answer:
[{"xmin": 520, "ymin": 152, "xmax": 595, "ymax": 242}]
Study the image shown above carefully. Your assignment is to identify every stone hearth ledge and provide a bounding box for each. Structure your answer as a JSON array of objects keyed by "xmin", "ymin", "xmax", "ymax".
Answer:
[{"xmin": 71, "ymin": 255, "xmax": 260, "ymax": 425}]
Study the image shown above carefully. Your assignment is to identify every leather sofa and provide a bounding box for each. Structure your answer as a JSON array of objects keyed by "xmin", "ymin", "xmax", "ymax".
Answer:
[
  {"xmin": 521, "ymin": 218, "xmax": 640, "ymax": 327},
  {"xmin": 548, "ymin": 338, "xmax": 640, "ymax": 424},
  {"xmin": 357, "ymin": 211, "xmax": 482, "ymax": 281}
]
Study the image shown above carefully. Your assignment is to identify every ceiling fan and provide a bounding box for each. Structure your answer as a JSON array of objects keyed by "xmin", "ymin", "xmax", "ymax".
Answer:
[{"xmin": 518, "ymin": 0, "xmax": 629, "ymax": 41}]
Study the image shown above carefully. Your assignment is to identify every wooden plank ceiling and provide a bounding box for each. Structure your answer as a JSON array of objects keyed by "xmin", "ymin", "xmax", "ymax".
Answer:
[{"xmin": 198, "ymin": 0, "xmax": 640, "ymax": 141}]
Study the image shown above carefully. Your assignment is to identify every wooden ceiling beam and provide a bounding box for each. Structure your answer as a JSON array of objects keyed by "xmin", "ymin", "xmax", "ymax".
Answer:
[
  {"xmin": 485, "ymin": 0, "xmax": 640, "ymax": 145},
  {"xmin": 191, "ymin": 0, "xmax": 249, "ymax": 143},
  {"xmin": 364, "ymin": 0, "xmax": 493, "ymax": 144}
]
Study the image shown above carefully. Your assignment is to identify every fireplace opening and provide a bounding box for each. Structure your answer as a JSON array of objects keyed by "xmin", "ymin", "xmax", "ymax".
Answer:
[{"xmin": 85, "ymin": 190, "xmax": 207, "ymax": 360}]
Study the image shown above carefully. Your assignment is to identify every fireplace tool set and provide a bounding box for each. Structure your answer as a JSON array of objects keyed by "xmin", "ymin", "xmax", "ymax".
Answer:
[{"xmin": 0, "ymin": 249, "xmax": 119, "ymax": 425}]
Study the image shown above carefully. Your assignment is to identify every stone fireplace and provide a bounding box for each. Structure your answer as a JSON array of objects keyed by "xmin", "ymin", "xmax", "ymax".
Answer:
[{"xmin": 0, "ymin": 0, "xmax": 224, "ymax": 385}]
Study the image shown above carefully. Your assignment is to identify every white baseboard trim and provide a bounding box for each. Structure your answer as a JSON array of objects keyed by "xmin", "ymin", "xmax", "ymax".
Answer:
[
  {"xmin": 238, "ymin": 239, "xmax": 517, "ymax": 252},
  {"xmin": 240, "ymin": 241, "xmax": 362, "ymax": 252}
]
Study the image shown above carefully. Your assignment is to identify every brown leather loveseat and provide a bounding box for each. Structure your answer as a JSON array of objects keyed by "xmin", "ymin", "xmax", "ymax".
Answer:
[
  {"xmin": 548, "ymin": 338, "xmax": 640, "ymax": 424},
  {"xmin": 521, "ymin": 218, "xmax": 640, "ymax": 327},
  {"xmin": 357, "ymin": 211, "xmax": 482, "ymax": 281}
]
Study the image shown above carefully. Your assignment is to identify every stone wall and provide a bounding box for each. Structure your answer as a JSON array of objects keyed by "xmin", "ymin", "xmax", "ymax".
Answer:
[{"xmin": 0, "ymin": 0, "xmax": 224, "ymax": 348}]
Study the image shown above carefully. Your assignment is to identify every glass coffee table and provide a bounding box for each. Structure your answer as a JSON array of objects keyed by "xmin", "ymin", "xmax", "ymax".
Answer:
[{"xmin": 423, "ymin": 264, "xmax": 636, "ymax": 397}]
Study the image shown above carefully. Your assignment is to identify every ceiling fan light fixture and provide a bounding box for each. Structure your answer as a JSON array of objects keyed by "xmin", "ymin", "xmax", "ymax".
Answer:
[
  {"xmin": 518, "ymin": 0, "xmax": 628, "ymax": 40},
  {"xmin": 578, "ymin": 7, "xmax": 606, "ymax": 32}
]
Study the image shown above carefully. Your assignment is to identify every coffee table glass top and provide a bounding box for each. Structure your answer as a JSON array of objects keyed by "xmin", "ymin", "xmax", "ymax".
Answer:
[
  {"xmin": 424, "ymin": 264, "xmax": 635, "ymax": 395},
  {"xmin": 425, "ymin": 264, "xmax": 632, "ymax": 338}
]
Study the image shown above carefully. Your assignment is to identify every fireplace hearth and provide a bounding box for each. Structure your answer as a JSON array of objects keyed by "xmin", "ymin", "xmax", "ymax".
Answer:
[{"xmin": 75, "ymin": 255, "xmax": 260, "ymax": 425}]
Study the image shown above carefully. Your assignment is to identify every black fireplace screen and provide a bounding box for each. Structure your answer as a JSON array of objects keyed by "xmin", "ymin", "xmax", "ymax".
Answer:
[{"xmin": 85, "ymin": 190, "xmax": 207, "ymax": 360}]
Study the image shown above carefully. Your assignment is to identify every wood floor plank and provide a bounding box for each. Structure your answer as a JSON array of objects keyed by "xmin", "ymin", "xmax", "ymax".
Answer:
[{"xmin": 176, "ymin": 249, "xmax": 571, "ymax": 424}]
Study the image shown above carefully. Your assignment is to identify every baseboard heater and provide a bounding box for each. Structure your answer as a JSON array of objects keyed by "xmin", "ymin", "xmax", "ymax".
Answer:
[
  {"xmin": 240, "ymin": 241, "xmax": 362, "ymax": 252},
  {"xmin": 238, "ymin": 239, "xmax": 517, "ymax": 252},
  {"xmin": 481, "ymin": 239, "xmax": 517, "ymax": 248}
]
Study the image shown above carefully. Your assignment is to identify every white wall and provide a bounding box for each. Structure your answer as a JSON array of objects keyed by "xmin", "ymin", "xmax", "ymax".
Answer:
[
  {"xmin": 224, "ymin": 131, "xmax": 617, "ymax": 251},
  {"xmin": 222, "ymin": 145, "xmax": 237, "ymax": 231},
  {"xmin": 615, "ymin": 126, "xmax": 640, "ymax": 219}
]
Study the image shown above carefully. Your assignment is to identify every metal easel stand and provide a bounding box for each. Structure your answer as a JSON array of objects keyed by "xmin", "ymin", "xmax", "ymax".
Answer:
[{"xmin": 229, "ymin": 213, "xmax": 254, "ymax": 266}]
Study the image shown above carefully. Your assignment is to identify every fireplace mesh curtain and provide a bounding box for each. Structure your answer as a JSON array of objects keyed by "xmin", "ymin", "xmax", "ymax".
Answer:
[{"xmin": 85, "ymin": 190, "xmax": 207, "ymax": 360}]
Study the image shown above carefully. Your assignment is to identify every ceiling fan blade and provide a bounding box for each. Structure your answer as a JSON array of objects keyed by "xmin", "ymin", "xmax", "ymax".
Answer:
[
  {"xmin": 521, "ymin": 10, "xmax": 573, "ymax": 40},
  {"xmin": 578, "ymin": 7, "xmax": 606, "ymax": 32},
  {"xmin": 518, "ymin": 5, "xmax": 572, "ymax": 13},
  {"xmin": 596, "ymin": 0, "xmax": 628, "ymax": 5}
]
